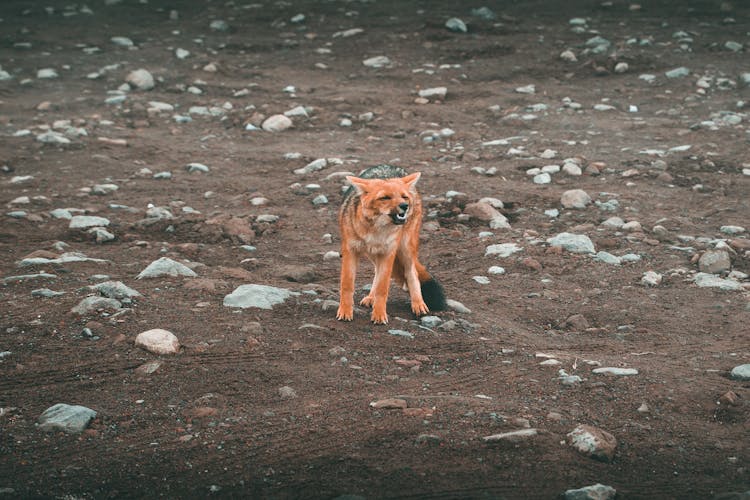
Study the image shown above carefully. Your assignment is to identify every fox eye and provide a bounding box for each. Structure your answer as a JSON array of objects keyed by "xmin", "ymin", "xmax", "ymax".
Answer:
[{"xmin": 378, "ymin": 195, "xmax": 391, "ymax": 201}]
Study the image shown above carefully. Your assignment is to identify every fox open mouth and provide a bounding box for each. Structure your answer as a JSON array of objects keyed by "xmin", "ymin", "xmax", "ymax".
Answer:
[{"xmin": 391, "ymin": 212, "xmax": 408, "ymax": 225}]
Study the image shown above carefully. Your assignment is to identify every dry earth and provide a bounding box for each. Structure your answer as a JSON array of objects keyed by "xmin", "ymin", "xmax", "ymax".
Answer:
[{"xmin": 1, "ymin": 0, "xmax": 749, "ymax": 498}]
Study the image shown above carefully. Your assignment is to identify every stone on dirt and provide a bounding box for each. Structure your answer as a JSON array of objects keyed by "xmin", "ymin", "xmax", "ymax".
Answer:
[
  {"xmin": 560, "ymin": 189, "xmax": 591, "ymax": 209},
  {"xmin": 566, "ymin": 424, "xmax": 617, "ymax": 462},
  {"xmin": 369, "ymin": 398, "xmax": 407, "ymax": 409},
  {"xmin": 69, "ymin": 215, "xmax": 110, "ymax": 229},
  {"xmin": 563, "ymin": 483, "xmax": 617, "ymax": 500},
  {"xmin": 70, "ymin": 296, "xmax": 122, "ymax": 315},
  {"xmin": 262, "ymin": 114, "xmax": 293, "ymax": 132},
  {"xmin": 37, "ymin": 403, "xmax": 96, "ymax": 433},
  {"xmin": 90, "ymin": 281, "xmax": 141, "ymax": 300},
  {"xmin": 729, "ymin": 364, "xmax": 750, "ymax": 381},
  {"xmin": 223, "ymin": 284, "xmax": 300, "ymax": 309},
  {"xmin": 641, "ymin": 271, "xmax": 663, "ymax": 287},
  {"xmin": 135, "ymin": 328, "xmax": 180, "ymax": 355},
  {"xmin": 125, "ymin": 69, "xmax": 155, "ymax": 90},
  {"xmin": 137, "ymin": 257, "xmax": 197, "ymax": 279},
  {"xmin": 482, "ymin": 428, "xmax": 538, "ymax": 443},
  {"xmin": 698, "ymin": 250, "xmax": 731, "ymax": 274},
  {"xmin": 592, "ymin": 367, "xmax": 638, "ymax": 376},
  {"xmin": 485, "ymin": 243, "xmax": 523, "ymax": 257},
  {"xmin": 547, "ymin": 233, "xmax": 595, "ymax": 254},
  {"xmin": 693, "ymin": 273, "xmax": 742, "ymax": 291}
]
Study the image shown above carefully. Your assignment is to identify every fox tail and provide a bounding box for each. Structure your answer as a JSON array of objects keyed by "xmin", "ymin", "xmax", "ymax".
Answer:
[{"xmin": 417, "ymin": 264, "xmax": 448, "ymax": 311}]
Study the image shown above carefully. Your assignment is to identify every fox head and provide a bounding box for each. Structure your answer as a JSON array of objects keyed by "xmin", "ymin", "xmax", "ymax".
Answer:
[{"xmin": 346, "ymin": 172, "xmax": 421, "ymax": 226}]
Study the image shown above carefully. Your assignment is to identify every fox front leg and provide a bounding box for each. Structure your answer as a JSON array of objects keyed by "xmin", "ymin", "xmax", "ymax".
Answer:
[{"xmin": 337, "ymin": 249, "xmax": 358, "ymax": 321}]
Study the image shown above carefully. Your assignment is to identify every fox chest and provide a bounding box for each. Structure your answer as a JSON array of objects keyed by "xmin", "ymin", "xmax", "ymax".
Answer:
[{"xmin": 349, "ymin": 229, "xmax": 401, "ymax": 257}]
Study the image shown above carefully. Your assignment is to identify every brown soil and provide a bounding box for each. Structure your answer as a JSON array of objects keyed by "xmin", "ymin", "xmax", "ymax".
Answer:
[{"xmin": 1, "ymin": 0, "xmax": 748, "ymax": 498}]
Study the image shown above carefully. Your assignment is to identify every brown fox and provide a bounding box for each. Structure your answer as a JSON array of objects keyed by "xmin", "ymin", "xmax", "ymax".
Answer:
[{"xmin": 336, "ymin": 165, "xmax": 447, "ymax": 324}]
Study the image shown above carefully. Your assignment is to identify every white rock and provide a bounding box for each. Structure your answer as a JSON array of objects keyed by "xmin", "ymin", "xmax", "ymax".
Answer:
[
  {"xmin": 693, "ymin": 273, "xmax": 742, "ymax": 291},
  {"xmin": 445, "ymin": 18, "xmax": 467, "ymax": 32},
  {"xmin": 592, "ymin": 367, "xmax": 638, "ymax": 376},
  {"xmin": 125, "ymin": 69, "xmax": 154, "ymax": 90},
  {"xmin": 560, "ymin": 50, "xmax": 577, "ymax": 62},
  {"xmin": 135, "ymin": 328, "xmax": 180, "ymax": 355},
  {"xmin": 136, "ymin": 257, "xmax": 197, "ymax": 279},
  {"xmin": 482, "ymin": 429, "xmax": 538, "ymax": 443},
  {"xmin": 36, "ymin": 131, "xmax": 71, "ymax": 144},
  {"xmin": 111, "ymin": 36, "xmax": 134, "ymax": 47},
  {"xmin": 720, "ymin": 225, "xmax": 745, "ymax": 235},
  {"xmin": 294, "ymin": 158, "xmax": 327, "ymax": 175},
  {"xmin": 515, "ymin": 84, "xmax": 535, "ymax": 94},
  {"xmin": 564, "ymin": 484, "xmax": 617, "ymax": 500},
  {"xmin": 175, "ymin": 48, "xmax": 190, "ymax": 59},
  {"xmin": 641, "ymin": 271, "xmax": 662, "ymax": 287},
  {"xmin": 730, "ymin": 364, "xmax": 750, "ymax": 381},
  {"xmin": 284, "ymin": 105, "xmax": 308, "ymax": 117},
  {"xmin": 488, "ymin": 266, "xmax": 505, "ymax": 275},
  {"xmin": 418, "ymin": 87, "xmax": 447, "ymax": 99},
  {"xmin": 37, "ymin": 68, "xmax": 58, "ymax": 79},
  {"xmin": 562, "ymin": 163, "xmax": 582, "ymax": 176},
  {"xmin": 262, "ymin": 114, "xmax": 293, "ymax": 132},
  {"xmin": 533, "ymin": 173, "xmax": 551, "ymax": 184},
  {"xmin": 485, "ymin": 243, "xmax": 523, "ymax": 258},
  {"xmin": 223, "ymin": 284, "xmax": 300, "ymax": 309},
  {"xmin": 560, "ymin": 189, "xmax": 591, "ymax": 209},
  {"xmin": 362, "ymin": 56, "xmax": 391, "ymax": 68}
]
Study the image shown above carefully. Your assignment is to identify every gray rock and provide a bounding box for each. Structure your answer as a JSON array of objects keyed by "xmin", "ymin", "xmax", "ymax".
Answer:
[
  {"xmin": 418, "ymin": 87, "xmax": 448, "ymax": 99},
  {"xmin": 446, "ymin": 299, "xmax": 471, "ymax": 314},
  {"xmin": 420, "ymin": 315, "xmax": 442, "ymax": 328},
  {"xmin": 31, "ymin": 288, "xmax": 65, "ymax": 298},
  {"xmin": 592, "ymin": 367, "xmax": 638, "ymax": 376},
  {"xmin": 279, "ymin": 386, "xmax": 297, "ymax": 399},
  {"xmin": 18, "ymin": 252, "xmax": 106, "ymax": 267},
  {"xmin": 533, "ymin": 173, "xmax": 551, "ymax": 184},
  {"xmin": 36, "ymin": 131, "xmax": 71, "ymax": 144},
  {"xmin": 699, "ymin": 250, "xmax": 731, "ymax": 274},
  {"xmin": 694, "ymin": 273, "xmax": 742, "ymax": 291},
  {"xmin": 88, "ymin": 227, "xmax": 115, "ymax": 243},
  {"xmin": 730, "ymin": 364, "xmax": 750, "ymax": 381},
  {"xmin": 720, "ymin": 225, "xmax": 746, "ymax": 235},
  {"xmin": 594, "ymin": 251, "xmax": 621, "ymax": 265},
  {"xmin": 294, "ymin": 158, "xmax": 327, "ymax": 175},
  {"xmin": 387, "ymin": 329, "xmax": 414, "ymax": 339},
  {"xmin": 137, "ymin": 257, "xmax": 197, "ymax": 279},
  {"xmin": 547, "ymin": 233, "xmax": 595, "ymax": 254},
  {"xmin": 3, "ymin": 273, "xmax": 57, "ymax": 284},
  {"xmin": 50, "ymin": 208, "xmax": 73, "ymax": 219},
  {"xmin": 69, "ymin": 215, "xmax": 110, "ymax": 229},
  {"xmin": 125, "ymin": 69, "xmax": 154, "ymax": 90},
  {"xmin": 209, "ymin": 19, "xmax": 229, "ymax": 31},
  {"xmin": 37, "ymin": 68, "xmax": 58, "ymax": 79},
  {"xmin": 135, "ymin": 328, "xmax": 180, "ymax": 355},
  {"xmin": 561, "ymin": 189, "xmax": 591, "ymax": 209},
  {"xmin": 71, "ymin": 296, "xmax": 122, "ymax": 315},
  {"xmin": 38, "ymin": 403, "xmax": 96, "ymax": 434},
  {"xmin": 223, "ymin": 284, "xmax": 300, "ymax": 309},
  {"xmin": 445, "ymin": 17, "xmax": 467, "ymax": 33},
  {"xmin": 90, "ymin": 281, "xmax": 141, "ymax": 300},
  {"xmin": 665, "ymin": 67, "xmax": 690, "ymax": 78},
  {"xmin": 564, "ymin": 483, "xmax": 617, "ymax": 500},
  {"xmin": 111, "ymin": 36, "xmax": 134, "ymax": 47}
]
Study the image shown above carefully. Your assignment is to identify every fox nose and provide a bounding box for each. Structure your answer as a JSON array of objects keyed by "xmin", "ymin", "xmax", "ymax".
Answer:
[{"xmin": 398, "ymin": 202, "xmax": 409, "ymax": 213}]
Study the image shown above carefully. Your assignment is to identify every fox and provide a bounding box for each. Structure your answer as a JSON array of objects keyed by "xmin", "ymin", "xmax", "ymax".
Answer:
[{"xmin": 336, "ymin": 165, "xmax": 447, "ymax": 324}]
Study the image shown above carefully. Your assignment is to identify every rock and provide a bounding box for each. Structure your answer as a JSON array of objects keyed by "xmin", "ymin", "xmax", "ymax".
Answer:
[
  {"xmin": 561, "ymin": 189, "xmax": 591, "ymax": 209},
  {"xmin": 279, "ymin": 386, "xmax": 297, "ymax": 399},
  {"xmin": 485, "ymin": 243, "xmax": 523, "ymax": 257},
  {"xmin": 36, "ymin": 131, "xmax": 71, "ymax": 144},
  {"xmin": 566, "ymin": 424, "xmax": 617, "ymax": 462},
  {"xmin": 31, "ymin": 288, "xmax": 65, "ymax": 298},
  {"xmin": 137, "ymin": 257, "xmax": 197, "ymax": 279},
  {"xmin": 135, "ymin": 360, "xmax": 162, "ymax": 375},
  {"xmin": 464, "ymin": 202, "xmax": 501, "ymax": 222},
  {"xmin": 595, "ymin": 251, "xmax": 621, "ymax": 265},
  {"xmin": 71, "ymin": 296, "xmax": 122, "ymax": 315},
  {"xmin": 564, "ymin": 314, "xmax": 589, "ymax": 330},
  {"xmin": 482, "ymin": 429, "xmax": 538, "ymax": 443},
  {"xmin": 186, "ymin": 162, "xmax": 209, "ymax": 173},
  {"xmin": 37, "ymin": 68, "xmax": 59, "ymax": 79},
  {"xmin": 362, "ymin": 56, "xmax": 391, "ymax": 68},
  {"xmin": 560, "ymin": 50, "xmax": 578, "ymax": 62},
  {"xmin": 388, "ymin": 329, "xmax": 414, "ymax": 339},
  {"xmin": 294, "ymin": 158, "xmax": 327, "ymax": 175},
  {"xmin": 278, "ymin": 265, "xmax": 317, "ymax": 283},
  {"xmin": 135, "ymin": 328, "xmax": 180, "ymax": 355},
  {"xmin": 90, "ymin": 281, "xmax": 141, "ymax": 300},
  {"xmin": 721, "ymin": 225, "xmax": 746, "ymax": 235},
  {"xmin": 547, "ymin": 233, "xmax": 595, "ymax": 254},
  {"xmin": 592, "ymin": 367, "xmax": 638, "ymax": 376},
  {"xmin": 641, "ymin": 271, "xmax": 663, "ymax": 287},
  {"xmin": 69, "ymin": 215, "xmax": 110, "ymax": 229},
  {"xmin": 445, "ymin": 17, "xmax": 467, "ymax": 33},
  {"xmin": 125, "ymin": 69, "xmax": 154, "ymax": 90},
  {"xmin": 515, "ymin": 84, "xmax": 535, "ymax": 94},
  {"xmin": 446, "ymin": 299, "xmax": 471, "ymax": 314},
  {"xmin": 665, "ymin": 67, "xmax": 690, "ymax": 78},
  {"xmin": 730, "ymin": 364, "xmax": 750, "ymax": 381},
  {"xmin": 533, "ymin": 173, "xmax": 551, "ymax": 184},
  {"xmin": 111, "ymin": 36, "xmax": 134, "ymax": 47},
  {"xmin": 418, "ymin": 87, "xmax": 447, "ymax": 99},
  {"xmin": 420, "ymin": 316, "xmax": 442, "ymax": 328},
  {"xmin": 37, "ymin": 404, "xmax": 96, "ymax": 433},
  {"xmin": 88, "ymin": 227, "xmax": 115, "ymax": 243},
  {"xmin": 694, "ymin": 273, "xmax": 742, "ymax": 291},
  {"xmin": 369, "ymin": 398, "xmax": 407, "ymax": 409},
  {"xmin": 262, "ymin": 114, "xmax": 293, "ymax": 132},
  {"xmin": 698, "ymin": 250, "xmax": 732, "ymax": 274},
  {"xmin": 223, "ymin": 284, "xmax": 300, "ymax": 309},
  {"xmin": 564, "ymin": 483, "xmax": 617, "ymax": 500}
]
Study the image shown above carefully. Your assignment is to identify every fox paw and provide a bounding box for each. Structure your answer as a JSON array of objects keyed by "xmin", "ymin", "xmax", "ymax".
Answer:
[
  {"xmin": 411, "ymin": 300, "xmax": 429, "ymax": 317},
  {"xmin": 336, "ymin": 306, "xmax": 353, "ymax": 321},
  {"xmin": 359, "ymin": 295, "xmax": 374, "ymax": 308},
  {"xmin": 370, "ymin": 311, "xmax": 389, "ymax": 325}
]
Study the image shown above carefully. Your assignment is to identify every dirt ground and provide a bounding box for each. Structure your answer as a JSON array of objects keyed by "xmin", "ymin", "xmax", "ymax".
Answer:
[{"xmin": 1, "ymin": 0, "xmax": 749, "ymax": 498}]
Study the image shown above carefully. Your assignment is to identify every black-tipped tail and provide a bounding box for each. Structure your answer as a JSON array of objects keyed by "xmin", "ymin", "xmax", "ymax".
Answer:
[{"xmin": 421, "ymin": 277, "xmax": 447, "ymax": 311}]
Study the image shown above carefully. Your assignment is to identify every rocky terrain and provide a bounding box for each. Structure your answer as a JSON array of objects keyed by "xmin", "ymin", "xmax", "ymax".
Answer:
[{"xmin": 1, "ymin": 0, "xmax": 749, "ymax": 498}]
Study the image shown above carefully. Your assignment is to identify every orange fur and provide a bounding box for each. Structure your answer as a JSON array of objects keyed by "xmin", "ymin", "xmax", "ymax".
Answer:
[{"xmin": 336, "ymin": 170, "xmax": 432, "ymax": 324}]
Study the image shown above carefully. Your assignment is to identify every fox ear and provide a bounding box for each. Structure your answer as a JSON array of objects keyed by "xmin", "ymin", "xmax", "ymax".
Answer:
[
  {"xmin": 401, "ymin": 172, "xmax": 421, "ymax": 191},
  {"xmin": 346, "ymin": 176, "xmax": 371, "ymax": 195}
]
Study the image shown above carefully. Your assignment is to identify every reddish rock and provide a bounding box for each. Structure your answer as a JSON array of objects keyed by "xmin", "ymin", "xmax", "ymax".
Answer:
[
  {"xmin": 521, "ymin": 257, "xmax": 543, "ymax": 271},
  {"xmin": 369, "ymin": 398, "xmax": 407, "ymax": 410},
  {"xmin": 567, "ymin": 424, "xmax": 617, "ymax": 462}
]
